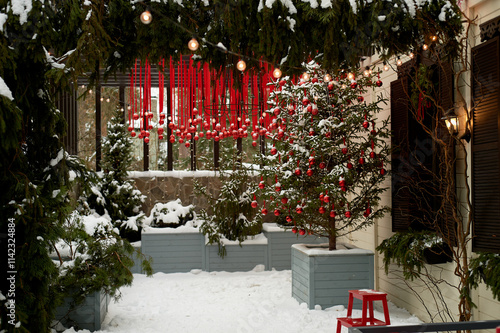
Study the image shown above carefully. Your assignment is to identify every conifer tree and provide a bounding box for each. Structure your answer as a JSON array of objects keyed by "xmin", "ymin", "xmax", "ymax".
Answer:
[{"xmin": 255, "ymin": 62, "xmax": 390, "ymax": 250}]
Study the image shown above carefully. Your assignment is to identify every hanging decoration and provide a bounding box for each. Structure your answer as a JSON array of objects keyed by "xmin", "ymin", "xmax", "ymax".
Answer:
[{"xmin": 128, "ymin": 55, "xmax": 278, "ymax": 146}]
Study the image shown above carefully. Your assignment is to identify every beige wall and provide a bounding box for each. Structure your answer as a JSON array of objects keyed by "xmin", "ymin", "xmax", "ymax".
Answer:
[{"xmin": 350, "ymin": 0, "xmax": 500, "ymax": 323}]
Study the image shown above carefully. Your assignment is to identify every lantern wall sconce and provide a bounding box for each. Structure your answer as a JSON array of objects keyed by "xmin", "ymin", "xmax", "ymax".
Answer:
[{"xmin": 441, "ymin": 108, "xmax": 471, "ymax": 142}]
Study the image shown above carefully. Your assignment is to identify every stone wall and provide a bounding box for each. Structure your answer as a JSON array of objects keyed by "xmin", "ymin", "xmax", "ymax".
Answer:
[{"xmin": 129, "ymin": 171, "xmax": 224, "ymax": 215}]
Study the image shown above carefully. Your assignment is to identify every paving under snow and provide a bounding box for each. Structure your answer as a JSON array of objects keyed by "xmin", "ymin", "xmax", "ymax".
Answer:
[{"xmin": 62, "ymin": 266, "xmax": 422, "ymax": 333}]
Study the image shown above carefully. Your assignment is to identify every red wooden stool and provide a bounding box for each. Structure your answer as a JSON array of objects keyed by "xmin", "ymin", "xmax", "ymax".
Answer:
[{"xmin": 336, "ymin": 289, "xmax": 391, "ymax": 333}]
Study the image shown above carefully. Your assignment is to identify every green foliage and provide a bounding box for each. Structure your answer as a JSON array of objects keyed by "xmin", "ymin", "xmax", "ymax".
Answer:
[
  {"xmin": 86, "ymin": 105, "xmax": 146, "ymax": 241},
  {"xmin": 194, "ymin": 154, "xmax": 262, "ymax": 257},
  {"xmin": 376, "ymin": 229, "xmax": 449, "ymax": 280},
  {"xmin": 255, "ymin": 62, "xmax": 390, "ymax": 249},
  {"xmin": 469, "ymin": 253, "xmax": 500, "ymax": 301}
]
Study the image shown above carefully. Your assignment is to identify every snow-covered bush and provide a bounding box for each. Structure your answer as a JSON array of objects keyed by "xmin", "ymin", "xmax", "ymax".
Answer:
[{"xmin": 144, "ymin": 199, "xmax": 196, "ymax": 228}]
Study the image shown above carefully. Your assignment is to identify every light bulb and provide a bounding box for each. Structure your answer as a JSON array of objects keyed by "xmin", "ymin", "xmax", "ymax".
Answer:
[
  {"xmin": 422, "ymin": 44, "xmax": 429, "ymax": 50},
  {"xmin": 100, "ymin": 97, "xmax": 104, "ymax": 102},
  {"xmin": 302, "ymin": 72, "xmax": 310, "ymax": 81},
  {"xmin": 347, "ymin": 72, "xmax": 355, "ymax": 80},
  {"xmin": 188, "ymin": 38, "xmax": 199, "ymax": 51},
  {"xmin": 383, "ymin": 63, "xmax": 390, "ymax": 71},
  {"xmin": 363, "ymin": 68, "xmax": 370, "ymax": 77},
  {"xmin": 88, "ymin": 89, "xmax": 93, "ymax": 94},
  {"xmin": 324, "ymin": 74, "xmax": 332, "ymax": 82},
  {"xmin": 396, "ymin": 58, "xmax": 403, "ymax": 66},
  {"xmin": 140, "ymin": 10, "xmax": 152, "ymax": 25},
  {"xmin": 431, "ymin": 35, "xmax": 438, "ymax": 42},
  {"xmin": 273, "ymin": 68, "xmax": 282, "ymax": 78},
  {"xmin": 409, "ymin": 52, "xmax": 415, "ymax": 59},
  {"xmin": 106, "ymin": 97, "xmax": 110, "ymax": 103},
  {"xmin": 237, "ymin": 60, "xmax": 246, "ymax": 71}
]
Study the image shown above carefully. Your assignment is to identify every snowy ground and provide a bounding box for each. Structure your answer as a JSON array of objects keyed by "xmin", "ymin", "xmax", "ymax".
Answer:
[{"xmin": 62, "ymin": 266, "xmax": 422, "ymax": 333}]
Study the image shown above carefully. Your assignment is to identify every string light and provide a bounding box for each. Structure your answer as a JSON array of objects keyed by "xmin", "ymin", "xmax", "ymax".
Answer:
[
  {"xmin": 383, "ymin": 62, "xmax": 390, "ymax": 71},
  {"xmin": 409, "ymin": 52, "xmax": 415, "ymax": 59},
  {"xmin": 396, "ymin": 57, "xmax": 403, "ymax": 66},
  {"xmin": 236, "ymin": 59, "xmax": 247, "ymax": 71},
  {"xmin": 431, "ymin": 35, "xmax": 438, "ymax": 42},
  {"xmin": 188, "ymin": 38, "xmax": 199, "ymax": 51},
  {"xmin": 347, "ymin": 72, "xmax": 355, "ymax": 80},
  {"xmin": 302, "ymin": 72, "xmax": 311, "ymax": 81},
  {"xmin": 363, "ymin": 66, "xmax": 370, "ymax": 77},
  {"xmin": 273, "ymin": 68, "xmax": 282, "ymax": 78},
  {"xmin": 422, "ymin": 44, "xmax": 429, "ymax": 50},
  {"xmin": 140, "ymin": 9, "xmax": 152, "ymax": 25},
  {"xmin": 324, "ymin": 74, "xmax": 332, "ymax": 82}
]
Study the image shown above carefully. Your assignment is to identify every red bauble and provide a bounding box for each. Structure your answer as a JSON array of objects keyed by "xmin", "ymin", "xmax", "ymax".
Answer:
[
  {"xmin": 306, "ymin": 168, "xmax": 313, "ymax": 176},
  {"xmin": 252, "ymin": 141, "xmax": 258, "ymax": 147},
  {"xmin": 296, "ymin": 206, "xmax": 303, "ymax": 214},
  {"xmin": 289, "ymin": 150, "xmax": 294, "ymax": 156},
  {"xmin": 312, "ymin": 77, "xmax": 318, "ymax": 83},
  {"xmin": 275, "ymin": 186, "xmax": 281, "ymax": 192},
  {"xmin": 370, "ymin": 151, "xmax": 376, "ymax": 159},
  {"xmin": 199, "ymin": 132, "xmax": 204, "ymax": 138},
  {"xmin": 357, "ymin": 96, "xmax": 364, "ymax": 103},
  {"xmin": 347, "ymin": 162, "xmax": 353, "ymax": 169},
  {"xmin": 339, "ymin": 179, "xmax": 346, "ymax": 187},
  {"xmin": 311, "ymin": 107, "xmax": 319, "ymax": 116},
  {"xmin": 342, "ymin": 147, "xmax": 348, "ymax": 155},
  {"xmin": 273, "ymin": 107, "xmax": 280, "ymax": 116},
  {"xmin": 376, "ymin": 80, "xmax": 383, "ymax": 87},
  {"xmin": 323, "ymin": 195, "xmax": 330, "ymax": 203},
  {"xmin": 144, "ymin": 137, "xmax": 150, "ymax": 144},
  {"xmin": 371, "ymin": 129, "xmax": 377, "ymax": 136},
  {"xmin": 215, "ymin": 123, "xmax": 221, "ymax": 131},
  {"xmin": 133, "ymin": 114, "xmax": 140, "ymax": 120},
  {"xmin": 309, "ymin": 130, "xmax": 315, "ymax": 136},
  {"xmin": 380, "ymin": 168, "xmax": 386, "ymax": 175},
  {"xmin": 319, "ymin": 193, "xmax": 324, "ymax": 201},
  {"xmin": 319, "ymin": 162, "xmax": 326, "ymax": 169},
  {"xmin": 258, "ymin": 182, "xmax": 265, "ymax": 189},
  {"xmin": 158, "ymin": 128, "xmax": 164, "ymax": 135},
  {"xmin": 281, "ymin": 197, "xmax": 289, "ymax": 204},
  {"xmin": 194, "ymin": 135, "xmax": 200, "ymax": 141},
  {"xmin": 185, "ymin": 142, "xmax": 190, "ymax": 148},
  {"xmin": 270, "ymin": 147, "xmax": 278, "ymax": 155},
  {"xmin": 350, "ymin": 82, "xmax": 358, "ymax": 89},
  {"xmin": 251, "ymin": 201, "xmax": 258, "ymax": 208},
  {"xmin": 295, "ymin": 168, "xmax": 302, "ymax": 176},
  {"xmin": 306, "ymin": 105, "xmax": 312, "ymax": 113},
  {"xmin": 345, "ymin": 211, "xmax": 352, "ymax": 218},
  {"xmin": 251, "ymin": 132, "xmax": 259, "ymax": 140},
  {"xmin": 214, "ymin": 135, "xmax": 220, "ymax": 142},
  {"xmin": 286, "ymin": 215, "xmax": 293, "ymax": 223},
  {"xmin": 299, "ymin": 229, "xmax": 306, "ymax": 236},
  {"xmin": 159, "ymin": 134, "xmax": 164, "ymax": 140},
  {"xmin": 363, "ymin": 208, "xmax": 372, "ymax": 217},
  {"xmin": 319, "ymin": 206, "xmax": 326, "ymax": 214},
  {"xmin": 127, "ymin": 126, "xmax": 133, "ymax": 132},
  {"xmin": 274, "ymin": 209, "xmax": 280, "ymax": 216},
  {"xmin": 302, "ymin": 97, "xmax": 310, "ymax": 106},
  {"xmin": 308, "ymin": 156, "xmax": 315, "ymax": 165},
  {"xmin": 363, "ymin": 121, "xmax": 369, "ymax": 129},
  {"xmin": 359, "ymin": 157, "xmax": 365, "ymax": 165},
  {"xmin": 131, "ymin": 131, "xmax": 136, "ymax": 137},
  {"xmin": 169, "ymin": 135, "xmax": 175, "ymax": 143},
  {"xmin": 292, "ymin": 226, "xmax": 298, "ymax": 234},
  {"xmin": 279, "ymin": 80, "xmax": 287, "ymax": 86},
  {"xmin": 328, "ymin": 82, "xmax": 334, "ymax": 91},
  {"xmin": 330, "ymin": 210, "xmax": 336, "ymax": 218},
  {"xmin": 261, "ymin": 208, "xmax": 268, "ymax": 215},
  {"xmin": 186, "ymin": 133, "xmax": 192, "ymax": 140}
]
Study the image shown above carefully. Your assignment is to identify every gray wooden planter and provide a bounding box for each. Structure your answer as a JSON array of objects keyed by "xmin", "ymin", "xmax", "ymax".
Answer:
[
  {"xmin": 204, "ymin": 234, "xmax": 268, "ymax": 272},
  {"xmin": 141, "ymin": 228, "xmax": 205, "ymax": 273},
  {"xmin": 129, "ymin": 241, "xmax": 143, "ymax": 274},
  {"xmin": 55, "ymin": 290, "xmax": 110, "ymax": 331},
  {"xmin": 263, "ymin": 223, "xmax": 328, "ymax": 270},
  {"xmin": 291, "ymin": 243, "xmax": 374, "ymax": 310}
]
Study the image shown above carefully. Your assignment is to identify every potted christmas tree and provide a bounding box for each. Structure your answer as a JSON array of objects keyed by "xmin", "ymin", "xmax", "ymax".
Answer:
[{"xmin": 255, "ymin": 61, "xmax": 390, "ymax": 308}]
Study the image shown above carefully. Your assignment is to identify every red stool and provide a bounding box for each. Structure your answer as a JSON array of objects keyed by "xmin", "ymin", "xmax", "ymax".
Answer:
[{"xmin": 336, "ymin": 289, "xmax": 391, "ymax": 333}]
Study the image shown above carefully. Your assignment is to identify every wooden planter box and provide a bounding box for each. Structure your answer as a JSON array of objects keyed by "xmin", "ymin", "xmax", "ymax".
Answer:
[
  {"xmin": 291, "ymin": 243, "xmax": 374, "ymax": 310},
  {"xmin": 141, "ymin": 227, "xmax": 205, "ymax": 273},
  {"xmin": 263, "ymin": 223, "xmax": 328, "ymax": 271},
  {"xmin": 55, "ymin": 290, "xmax": 110, "ymax": 331},
  {"xmin": 204, "ymin": 234, "xmax": 268, "ymax": 272}
]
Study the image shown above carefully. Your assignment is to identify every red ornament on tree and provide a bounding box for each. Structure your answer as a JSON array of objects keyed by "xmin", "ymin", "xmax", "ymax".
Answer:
[
  {"xmin": 350, "ymin": 82, "xmax": 358, "ymax": 89},
  {"xmin": 376, "ymin": 80, "xmax": 383, "ymax": 87},
  {"xmin": 319, "ymin": 206, "xmax": 326, "ymax": 214},
  {"xmin": 281, "ymin": 197, "xmax": 289, "ymax": 204},
  {"xmin": 323, "ymin": 195, "xmax": 330, "ymax": 203},
  {"xmin": 347, "ymin": 162, "xmax": 353, "ymax": 169},
  {"xmin": 258, "ymin": 182, "xmax": 265, "ymax": 189},
  {"xmin": 363, "ymin": 121, "xmax": 369, "ymax": 129},
  {"xmin": 286, "ymin": 215, "xmax": 293, "ymax": 223},
  {"xmin": 294, "ymin": 168, "xmax": 302, "ymax": 176},
  {"xmin": 380, "ymin": 168, "xmax": 386, "ymax": 175},
  {"xmin": 274, "ymin": 209, "xmax": 281, "ymax": 216},
  {"xmin": 345, "ymin": 210, "xmax": 352, "ymax": 218},
  {"xmin": 307, "ymin": 168, "xmax": 313, "ymax": 176},
  {"xmin": 296, "ymin": 206, "xmax": 303, "ymax": 214},
  {"xmin": 251, "ymin": 201, "xmax": 258, "ymax": 208},
  {"xmin": 270, "ymin": 147, "xmax": 278, "ymax": 155},
  {"xmin": 358, "ymin": 96, "xmax": 364, "ymax": 103},
  {"xmin": 261, "ymin": 208, "xmax": 268, "ymax": 215},
  {"xmin": 292, "ymin": 226, "xmax": 298, "ymax": 234},
  {"xmin": 319, "ymin": 162, "xmax": 326, "ymax": 169},
  {"xmin": 299, "ymin": 229, "xmax": 306, "ymax": 236},
  {"xmin": 330, "ymin": 210, "xmax": 336, "ymax": 218}
]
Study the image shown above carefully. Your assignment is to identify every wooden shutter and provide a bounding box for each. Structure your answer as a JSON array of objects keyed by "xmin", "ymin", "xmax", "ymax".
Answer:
[
  {"xmin": 391, "ymin": 77, "xmax": 412, "ymax": 231},
  {"xmin": 472, "ymin": 36, "xmax": 500, "ymax": 253}
]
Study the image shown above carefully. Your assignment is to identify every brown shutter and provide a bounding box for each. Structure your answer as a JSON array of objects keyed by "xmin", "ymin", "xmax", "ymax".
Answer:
[
  {"xmin": 472, "ymin": 36, "xmax": 500, "ymax": 253},
  {"xmin": 391, "ymin": 77, "xmax": 412, "ymax": 231}
]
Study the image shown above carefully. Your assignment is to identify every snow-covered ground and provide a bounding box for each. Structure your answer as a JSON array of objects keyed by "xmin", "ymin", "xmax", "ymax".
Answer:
[{"xmin": 62, "ymin": 266, "xmax": 422, "ymax": 333}]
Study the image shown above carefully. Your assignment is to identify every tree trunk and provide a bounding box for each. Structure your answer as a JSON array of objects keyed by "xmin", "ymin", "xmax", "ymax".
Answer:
[{"xmin": 329, "ymin": 216, "xmax": 336, "ymax": 250}]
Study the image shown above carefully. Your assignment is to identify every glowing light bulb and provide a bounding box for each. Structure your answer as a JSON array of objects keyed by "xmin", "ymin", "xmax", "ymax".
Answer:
[
  {"xmin": 431, "ymin": 35, "xmax": 438, "ymax": 42},
  {"xmin": 237, "ymin": 60, "xmax": 246, "ymax": 71},
  {"xmin": 273, "ymin": 68, "xmax": 282, "ymax": 78},
  {"xmin": 347, "ymin": 72, "xmax": 355, "ymax": 80},
  {"xmin": 396, "ymin": 58, "xmax": 403, "ymax": 66},
  {"xmin": 422, "ymin": 44, "xmax": 429, "ymax": 51},
  {"xmin": 188, "ymin": 38, "xmax": 199, "ymax": 51},
  {"xmin": 140, "ymin": 10, "xmax": 152, "ymax": 25},
  {"xmin": 302, "ymin": 72, "xmax": 310, "ymax": 81},
  {"xmin": 324, "ymin": 74, "xmax": 332, "ymax": 82},
  {"xmin": 409, "ymin": 52, "xmax": 415, "ymax": 59},
  {"xmin": 363, "ymin": 68, "xmax": 370, "ymax": 77},
  {"xmin": 106, "ymin": 97, "xmax": 110, "ymax": 103},
  {"xmin": 383, "ymin": 63, "xmax": 390, "ymax": 71}
]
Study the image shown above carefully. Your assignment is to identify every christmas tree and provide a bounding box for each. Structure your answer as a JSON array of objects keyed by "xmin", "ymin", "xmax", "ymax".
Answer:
[
  {"xmin": 255, "ymin": 61, "xmax": 390, "ymax": 250},
  {"xmin": 87, "ymin": 106, "xmax": 146, "ymax": 241}
]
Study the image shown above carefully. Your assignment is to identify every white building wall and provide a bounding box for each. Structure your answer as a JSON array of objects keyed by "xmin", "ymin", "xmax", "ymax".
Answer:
[{"xmin": 349, "ymin": 1, "xmax": 500, "ymax": 321}]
